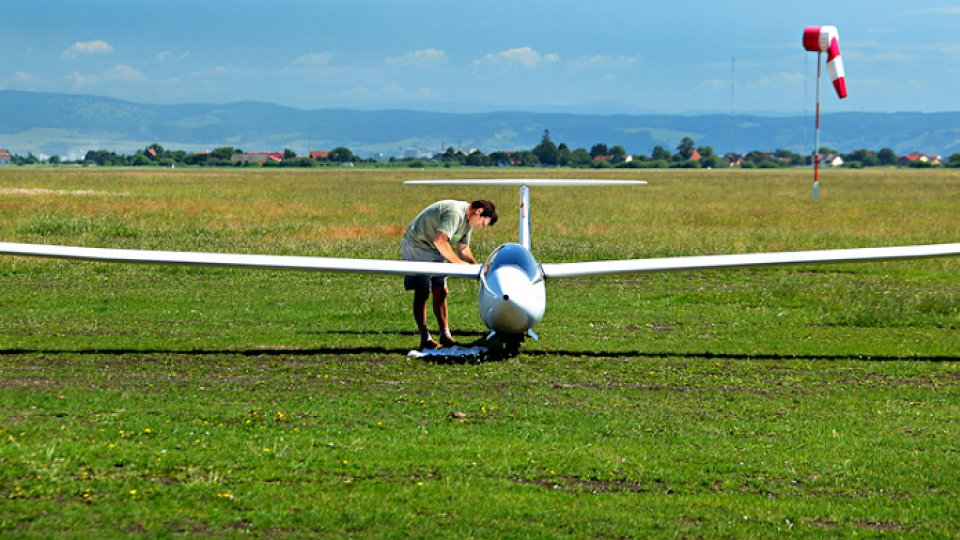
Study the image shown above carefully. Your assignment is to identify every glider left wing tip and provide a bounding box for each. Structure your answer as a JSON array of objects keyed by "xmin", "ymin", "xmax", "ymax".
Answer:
[{"xmin": 0, "ymin": 241, "xmax": 482, "ymax": 279}]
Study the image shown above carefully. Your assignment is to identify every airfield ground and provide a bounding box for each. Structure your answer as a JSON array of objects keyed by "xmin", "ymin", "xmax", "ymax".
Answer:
[{"xmin": 1, "ymin": 167, "xmax": 958, "ymax": 537}]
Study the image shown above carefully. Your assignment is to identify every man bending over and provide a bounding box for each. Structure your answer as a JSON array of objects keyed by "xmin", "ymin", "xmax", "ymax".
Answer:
[{"xmin": 401, "ymin": 199, "xmax": 497, "ymax": 349}]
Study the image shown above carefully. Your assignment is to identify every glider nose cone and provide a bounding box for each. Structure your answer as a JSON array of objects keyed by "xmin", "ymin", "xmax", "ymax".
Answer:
[
  {"xmin": 488, "ymin": 295, "xmax": 536, "ymax": 334},
  {"xmin": 479, "ymin": 264, "xmax": 546, "ymax": 334}
]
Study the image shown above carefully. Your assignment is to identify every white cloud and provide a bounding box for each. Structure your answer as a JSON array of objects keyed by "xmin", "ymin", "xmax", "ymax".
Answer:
[
  {"xmin": 900, "ymin": 6, "xmax": 960, "ymax": 15},
  {"xmin": 279, "ymin": 52, "xmax": 337, "ymax": 77},
  {"xmin": 105, "ymin": 64, "xmax": 146, "ymax": 83},
  {"xmin": 382, "ymin": 83, "xmax": 442, "ymax": 101},
  {"xmin": 67, "ymin": 71, "xmax": 101, "ymax": 87},
  {"xmin": 61, "ymin": 40, "xmax": 114, "ymax": 60},
  {"xmin": 292, "ymin": 52, "xmax": 335, "ymax": 67},
  {"xmin": 473, "ymin": 47, "xmax": 560, "ymax": 70},
  {"xmin": 567, "ymin": 54, "xmax": 640, "ymax": 72},
  {"xmin": 758, "ymin": 72, "xmax": 805, "ymax": 87},
  {"xmin": 863, "ymin": 51, "xmax": 921, "ymax": 63},
  {"xmin": 5, "ymin": 71, "xmax": 42, "ymax": 86},
  {"xmin": 1, "ymin": 71, "xmax": 46, "ymax": 92},
  {"xmin": 848, "ymin": 40, "xmax": 960, "ymax": 62},
  {"xmin": 695, "ymin": 78, "xmax": 730, "ymax": 91},
  {"xmin": 907, "ymin": 42, "xmax": 960, "ymax": 55},
  {"xmin": 339, "ymin": 86, "xmax": 377, "ymax": 100},
  {"xmin": 157, "ymin": 51, "xmax": 171, "ymax": 62},
  {"xmin": 385, "ymin": 48, "xmax": 448, "ymax": 68},
  {"xmin": 186, "ymin": 65, "xmax": 259, "ymax": 81},
  {"xmin": 64, "ymin": 64, "xmax": 147, "ymax": 89},
  {"xmin": 189, "ymin": 65, "xmax": 231, "ymax": 78}
]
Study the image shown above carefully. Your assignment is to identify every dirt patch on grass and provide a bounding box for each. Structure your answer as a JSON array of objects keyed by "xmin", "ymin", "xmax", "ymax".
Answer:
[
  {"xmin": 857, "ymin": 520, "xmax": 906, "ymax": 532},
  {"xmin": 298, "ymin": 224, "xmax": 405, "ymax": 241},
  {"xmin": 517, "ymin": 475, "xmax": 658, "ymax": 494},
  {"xmin": 0, "ymin": 188, "xmax": 130, "ymax": 197},
  {"xmin": 809, "ymin": 518, "xmax": 838, "ymax": 529},
  {"xmin": 0, "ymin": 376, "xmax": 61, "ymax": 389}
]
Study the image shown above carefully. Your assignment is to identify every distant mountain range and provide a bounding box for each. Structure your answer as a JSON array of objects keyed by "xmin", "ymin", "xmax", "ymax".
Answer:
[{"xmin": 2, "ymin": 90, "xmax": 960, "ymax": 160}]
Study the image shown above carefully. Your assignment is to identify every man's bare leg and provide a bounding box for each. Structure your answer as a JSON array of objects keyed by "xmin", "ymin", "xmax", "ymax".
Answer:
[
  {"xmin": 413, "ymin": 289, "xmax": 439, "ymax": 349},
  {"xmin": 432, "ymin": 286, "xmax": 456, "ymax": 346}
]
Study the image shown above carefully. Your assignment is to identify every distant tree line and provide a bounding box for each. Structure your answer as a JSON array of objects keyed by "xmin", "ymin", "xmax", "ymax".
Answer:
[
  {"xmin": 69, "ymin": 145, "xmax": 364, "ymax": 167},
  {"xmin": 6, "ymin": 132, "xmax": 960, "ymax": 169}
]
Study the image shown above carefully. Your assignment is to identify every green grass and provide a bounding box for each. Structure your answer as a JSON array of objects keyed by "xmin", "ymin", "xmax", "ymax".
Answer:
[{"xmin": 1, "ymin": 167, "xmax": 959, "ymax": 537}]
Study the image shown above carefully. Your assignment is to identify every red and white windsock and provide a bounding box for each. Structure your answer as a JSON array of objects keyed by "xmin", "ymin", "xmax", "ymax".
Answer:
[{"xmin": 803, "ymin": 25, "xmax": 847, "ymax": 98}]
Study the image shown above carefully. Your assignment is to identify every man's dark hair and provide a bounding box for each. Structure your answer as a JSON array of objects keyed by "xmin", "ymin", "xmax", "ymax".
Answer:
[{"xmin": 470, "ymin": 200, "xmax": 498, "ymax": 225}]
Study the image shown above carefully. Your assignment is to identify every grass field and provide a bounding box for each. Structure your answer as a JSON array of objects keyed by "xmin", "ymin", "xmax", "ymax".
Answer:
[{"xmin": 1, "ymin": 167, "xmax": 958, "ymax": 537}]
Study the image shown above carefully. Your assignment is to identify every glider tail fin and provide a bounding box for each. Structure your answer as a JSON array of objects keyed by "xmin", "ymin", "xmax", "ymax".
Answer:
[{"xmin": 519, "ymin": 184, "xmax": 531, "ymax": 250}]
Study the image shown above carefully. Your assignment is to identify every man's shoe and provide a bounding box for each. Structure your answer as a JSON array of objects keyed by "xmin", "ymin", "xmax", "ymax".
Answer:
[
  {"xmin": 439, "ymin": 335, "xmax": 458, "ymax": 348},
  {"xmin": 420, "ymin": 338, "xmax": 441, "ymax": 350}
]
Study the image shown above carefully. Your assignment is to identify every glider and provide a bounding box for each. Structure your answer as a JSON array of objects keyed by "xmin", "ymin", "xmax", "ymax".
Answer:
[{"xmin": 2, "ymin": 179, "xmax": 960, "ymax": 352}]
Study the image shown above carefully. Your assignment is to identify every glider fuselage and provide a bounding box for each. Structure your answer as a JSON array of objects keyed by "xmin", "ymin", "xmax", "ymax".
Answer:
[{"xmin": 477, "ymin": 242, "xmax": 545, "ymax": 336}]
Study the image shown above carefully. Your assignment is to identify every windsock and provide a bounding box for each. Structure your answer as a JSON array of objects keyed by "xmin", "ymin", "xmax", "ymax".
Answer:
[{"xmin": 803, "ymin": 25, "xmax": 847, "ymax": 98}]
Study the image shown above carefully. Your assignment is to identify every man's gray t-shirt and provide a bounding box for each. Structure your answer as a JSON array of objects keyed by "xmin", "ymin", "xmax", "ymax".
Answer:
[{"xmin": 402, "ymin": 200, "xmax": 472, "ymax": 252}]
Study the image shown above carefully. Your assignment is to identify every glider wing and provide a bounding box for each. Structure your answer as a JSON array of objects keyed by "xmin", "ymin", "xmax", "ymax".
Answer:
[
  {"xmin": 405, "ymin": 179, "xmax": 647, "ymax": 187},
  {"xmin": 541, "ymin": 243, "xmax": 960, "ymax": 278},
  {"xmin": 0, "ymin": 242, "xmax": 482, "ymax": 278}
]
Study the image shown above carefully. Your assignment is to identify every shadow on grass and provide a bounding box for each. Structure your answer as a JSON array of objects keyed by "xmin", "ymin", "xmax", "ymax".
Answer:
[
  {"xmin": 299, "ymin": 330, "xmax": 489, "ymax": 338},
  {"xmin": 0, "ymin": 332, "xmax": 520, "ymax": 363},
  {"xmin": 524, "ymin": 349, "xmax": 960, "ymax": 362},
  {"xmin": 1, "ymin": 344, "xmax": 958, "ymax": 363}
]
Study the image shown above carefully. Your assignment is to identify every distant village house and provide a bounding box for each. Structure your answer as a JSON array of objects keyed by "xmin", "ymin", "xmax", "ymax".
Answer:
[
  {"xmin": 897, "ymin": 153, "xmax": 941, "ymax": 166},
  {"xmin": 724, "ymin": 153, "xmax": 744, "ymax": 166},
  {"xmin": 821, "ymin": 154, "xmax": 844, "ymax": 167},
  {"xmin": 231, "ymin": 152, "xmax": 285, "ymax": 164},
  {"xmin": 0, "ymin": 149, "xmax": 11, "ymax": 164},
  {"xmin": 592, "ymin": 154, "xmax": 633, "ymax": 164}
]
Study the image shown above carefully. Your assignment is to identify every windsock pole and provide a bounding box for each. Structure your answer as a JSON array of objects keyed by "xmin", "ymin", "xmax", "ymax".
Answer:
[
  {"xmin": 813, "ymin": 50, "xmax": 822, "ymax": 202},
  {"xmin": 803, "ymin": 25, "xmax": 846, "ymax": 202}
]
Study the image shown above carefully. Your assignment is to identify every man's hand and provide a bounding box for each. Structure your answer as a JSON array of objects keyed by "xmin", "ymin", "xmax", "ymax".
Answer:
[
  {"xmin": 433, "ymin": 232, "xmax": 468, "ymax": 264},
  {"xmin": 457, "ymin": 243, "xmax": 478, "ymax": 264}
]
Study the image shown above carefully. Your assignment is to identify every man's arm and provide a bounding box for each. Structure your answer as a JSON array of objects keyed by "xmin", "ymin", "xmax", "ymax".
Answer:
[
  {"xmin": 457, "ymin": 243, "xmax": 478, "ymax": 264},
  {"xmin": 433, "ymin": 232, "xmax": 468, "ymax": 264}
]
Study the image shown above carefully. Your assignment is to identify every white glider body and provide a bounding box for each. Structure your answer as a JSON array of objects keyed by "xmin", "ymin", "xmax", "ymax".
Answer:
[{"xmin": 478, "ymin": 243, "xmax": 546, "ymax": 334}]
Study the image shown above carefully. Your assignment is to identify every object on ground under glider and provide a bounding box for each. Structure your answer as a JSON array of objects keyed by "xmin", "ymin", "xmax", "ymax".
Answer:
[{"xmin": 2, "ymin": 179, "xmax": 959, "ymax": 352}]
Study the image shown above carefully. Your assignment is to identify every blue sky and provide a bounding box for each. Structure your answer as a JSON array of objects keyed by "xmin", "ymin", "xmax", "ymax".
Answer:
[{"xmin": 3, "ymin": 0, "xmax": 959, "ymax": 114}]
